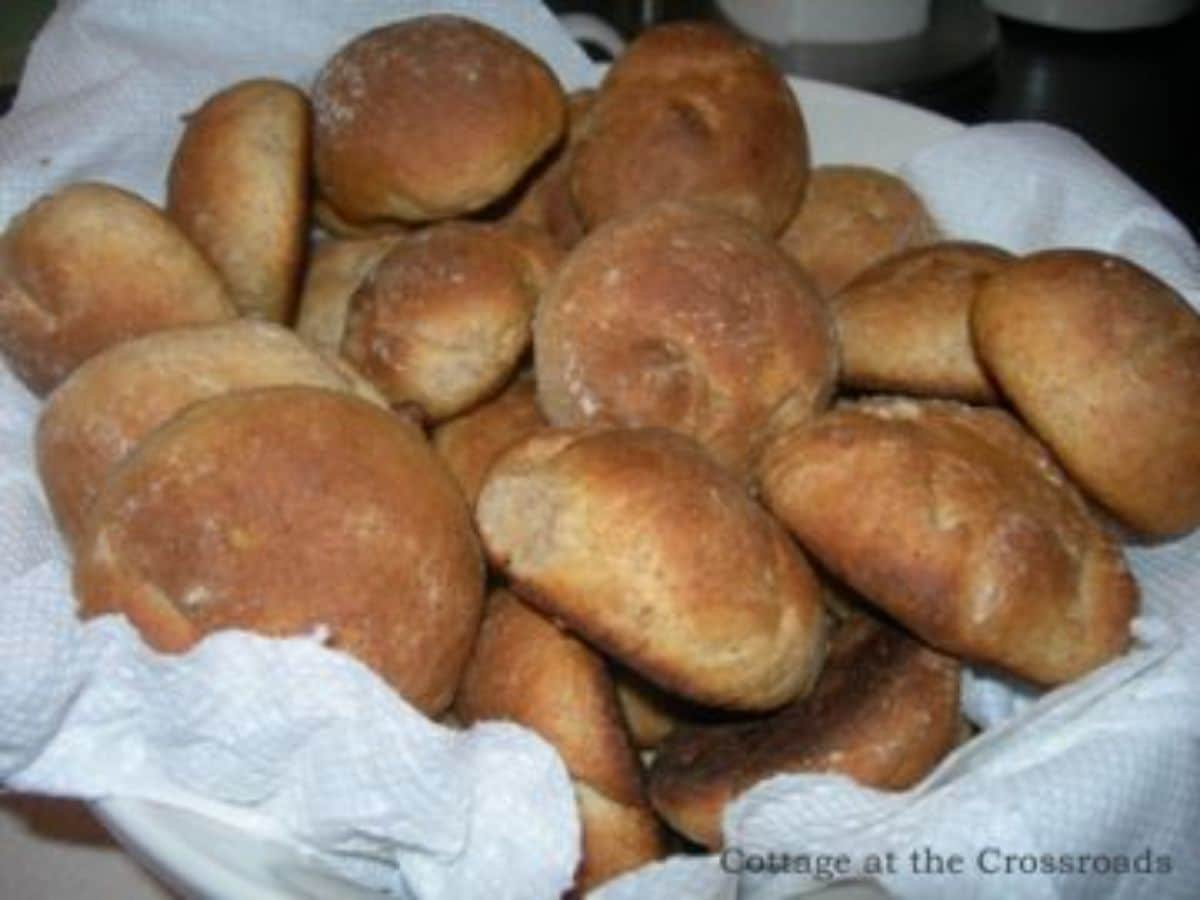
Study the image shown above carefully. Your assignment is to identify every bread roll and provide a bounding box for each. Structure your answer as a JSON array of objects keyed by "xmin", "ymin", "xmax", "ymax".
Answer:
[
  {"xmin": 503, "ymin": 89, "xmax": 595, "ymax": 251},
  {"xmin": 432, "ymin": 374, "xmax": 545, "ymax": 505},
  {"xmin": 476, "ymin": 427, "xmax": 828, "ymax": 711},
  {"xmin": 167, "ymin": 79, "xmax": 310, "ymax": 322},
  {"xmin": 342, "ymin": 222, "xmax": 561, "ymax": 421},
  {"xmin": 759, "ymin": 398, "xmax": 1137, "ymax": 685},
  {"xmin": 37, "ymin": 321, "xmax": 384, "ymax": 545},
  {"xmin": 535, "ymin": 203, "xmax": 836, "ymax": 476},
  {"xmin": 0, "ymin": 183, "xmax": 234, "ymax": 393},
  {"xmin": 571, "ymin": 23, "xmax": 808, "ymax": 234},
  {"xmin": 972, "ymin": 249, "xmax": 1200, "ymax": 536},
  {"xmin": 456, "ymin": 590, "xmax": 664, "ymax": 892},
  {"xmin": 312, "ymin": 15, "xmax": 565, "ymax": 225},
  {"xmin": 779, "ymin": 165, "xmax": 937, "ymax": 297},
  {"xmin": 834, "ymin": 242, "xmax": 1012, "ymax": 402},
  {"xmin": 648, "ymin": 615, "xmax": 960, "ymax": 848},
  {"xmin": 295, "ymin": 236, "xmax": 401, "ymax": 354},
  {"xmin": 74, "ymin": 386, "xmax": 483, "ymax": 714}
]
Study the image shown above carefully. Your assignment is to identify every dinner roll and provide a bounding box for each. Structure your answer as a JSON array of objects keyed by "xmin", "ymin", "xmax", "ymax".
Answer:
[
  {"xmin": 759, "ymin": 398, "xmax": 1137, "ymax": 685},
  {"xmin": 571, "ymin": 23, "xmax": 809, "ymax": 234},
  {"xmin": 456, "ymin": 590, "xmax": 665, "ymax": 892},
  {"xmin": 37, "ymin": 320, "xmax": 383, "ymax": 545},
  {"xmin": 504, "ymin": 89, "xmax": 595, "ymax": 251},
  {"xmin": 534, "ymin": 203, "xmax": 836, "ymax": 476},
  {"xmin": 74, "ymin": 386, "xmax": 483, "ymax": 715},
  {"xmin": 432, "ymin": 374, "xmax": 545, "ymax": 505},
  {"xmin": 167, "ymin": 79, "xmax": 310, "ymax": 322},
  {"xmin": 973, "ymin": 249, "xmax": 1200, "ymax": 536},
  {"xmin": 779, "ymin": 165, "xmax": 938, "ymax": 297},
  {"xmin": 476, "ymin": 427, "xmax": 828, "ymax": 711},
  {"xmin": 342, "ymin": 222, "xmax": 561, "ymax": 421},
  {"xmin": 295, "ymin": 235, "xmax": 401, "ymax": 355},
  {"xmin": 648, "ymin": 614, "xmax": 960, "ymax": 848},
  {"xmin": 312, "ymin": 15, "xmax": 565, "ymax": 225},
  {"xmin": 834, "ymin": 242, "xmax": 1012, "ymax": 402},
  {"xmin": 0, "ymin": 183, "xmax": 234, "ymax": 394}
]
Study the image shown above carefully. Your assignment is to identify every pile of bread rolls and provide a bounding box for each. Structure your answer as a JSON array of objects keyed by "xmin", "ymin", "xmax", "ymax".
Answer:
[{"xmin": 1, "ymin": 14, "xmax": 1198, "ymax": 894}]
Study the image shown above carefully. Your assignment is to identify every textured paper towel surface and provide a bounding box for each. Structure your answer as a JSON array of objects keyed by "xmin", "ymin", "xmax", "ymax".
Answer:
[{"xmin": 2, "ymin": 3, "xmax": 1199, "ymax": 899}]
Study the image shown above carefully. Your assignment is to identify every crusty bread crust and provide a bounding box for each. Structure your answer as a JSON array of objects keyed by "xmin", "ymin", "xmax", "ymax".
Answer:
[
  {"xmin": 759, "ymin": 398, "xmax": 1137, "ymax": 685},
  {"xmin": 74, "ymin": 386, "xmax": 483, "ymax": 715}
]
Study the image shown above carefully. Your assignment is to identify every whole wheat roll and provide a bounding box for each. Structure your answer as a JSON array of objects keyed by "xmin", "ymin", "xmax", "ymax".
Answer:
[
  {"xmin": 834, "ymin": 241, "xmax": 1013, "ymax": 402},
  {"xmin": 779, "ymin": 165, "xmax": 938, "ymax": 298},
  {"xmin": 0, "ymin": 182, "xmax": 234, "ymax": 394},
  {"xmin": 456, "ymin": 590, "xmax": 665, "ymax": 892},
  {"xmin": 571, "ymin": 22, "xmax": 808, "ymax": 235},
  {"xmin": 74, "ymin": 386, "xmax": 484, "ymax": 715},
  {"xmin": 534, "ymin": 202, "xmax": 836, "ymax": 477},
  {"xmin": 972, "ymin": 249, "xmax": 1200, "ymax": 537},
  {"xmin": 37, "ymin": 320, "xmax": 384, "ymax": 546},
  {"xmin": 432, "ymin": 373, "xmax": 546, "ymax": 506},
  {"xmin": 342, "ymin": 221, "xmax": 561, "ymax": 421},
  {"xmin": 167, "ymin": 78, "xmax": 310, "ymax": 322},
  {"xmin": 295, "ymin": 235, "xmax": 402, "ymax": 355},
  {"xmin": 648, "ymin": 614, "xmax": 960, "ymax": 849},
  {"xmin": 312, "ymin": 15, "xmax": 566, "ymax": 225},
  {"xmin": 759, "ymin": 397, "xmax": 1137, "ymax": 685},
  {"xmin": 475, "ymin": 427, "xmax": 829, "ymax": 711}
]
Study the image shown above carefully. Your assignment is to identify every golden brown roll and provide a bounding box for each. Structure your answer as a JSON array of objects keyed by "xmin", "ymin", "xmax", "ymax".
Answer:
[
  {"xmin": 294, "ymin": 235, "xmax": 401, "ymax": 355},
  {"xmin": 759, "ymin": 398, "xmax": 1138, "ymax": 685},
  {"xmin": 342, "ymin": 222, "xmax": 561, "ymax": 422},
  {"xmin": 74, "ymin": 386, "xmax": 483, "ymax": 715},
  {"xmin": 503, "ymin": 89, "xmax": 595, "ymax": 251},
  {"xmin": 456, "ymin": 590, "xmax": 665, "ymax": 892},
  {"xmin": 834, "ymin": 242, "xmax": 1013, "ymax": 402},
  {"xmin": 571, "ymin": 22, "xmax": 809, "ymax": 235},
  {"xmin": 0, "ymin": 182, "xmax": 234, "ymax": 394},
  {"xmin": 167, "ymin": 79, "xmax": 310, "ymax": 322},
  {"xmin": 37, "ymin": 320, "xmax": 384, "ymax": 546},
  {"xmin": 779, "ymin": 165, "xmax": 938, "ymax": 298},
  {"xmin": 535, "ymin": 203, "xmax": 836, "ymax": 476},
  {"xmin": 312, "ymin": 15, "xmax": 565, "ymax": 225},
  {"xmin": 648, "ymin": 615, "xmax": 960, "ymax": 848},
  {"xmin": 972, "ymin": 249, "xmax": 1200, "ymax": 536},
  {"xmin": 476, "ymin": 427, "xmax": 829, "ymax": 711},
  {"xmin": 432, "ymin": 374, "xmax": 545, "ymax": 505}
]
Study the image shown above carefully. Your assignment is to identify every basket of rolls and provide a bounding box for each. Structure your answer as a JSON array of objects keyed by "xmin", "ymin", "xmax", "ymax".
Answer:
[{"xmin": 0, "ymin": 2, "xmax": 1197, "ymax": 899}]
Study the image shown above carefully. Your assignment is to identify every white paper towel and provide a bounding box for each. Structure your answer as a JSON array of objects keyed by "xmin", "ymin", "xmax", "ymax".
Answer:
[{"xmin": 2, "ymin": 3, "xmax": 1199, "ymax": 899}]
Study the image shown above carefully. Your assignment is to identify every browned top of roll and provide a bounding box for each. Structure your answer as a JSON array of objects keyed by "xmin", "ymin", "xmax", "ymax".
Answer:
[
  {"xmin": 649, "ymin": 615, "xmax": 960, "ymax": 848},
  {"xmin": 167, "ymin": 78, "xmax": 311, "ymax": 322},
  {"xmin": 432, "ymin": 374, "xmax": 546, "ymax": 506},
  {"xmin": 36, "ymin": 320, "xmax": 384, "ymax": 546},
  {"xmin": 342, "ymin": 221, "xmax": 561, "ymax": 421},
  {"xmin": 476, "ymin": 427, "xmax": 828, "ymax": 711},
  {"xmin": 535, "ymin": 203, "xmax": 836, "ymax": 477},
  {"xmin": 834, "ymin": 241, "xmax": 1013, "ymax": 402},
  {"xmin": 571, "ymin": 22, "xmax": 809, "ymax": 234},
  {"xmin": 973, "ymin": 249, "xmax": 1200, "ymax": 537},
  {"xmin": 759, "ymin": 398, "xmax": 1137, "ymax": 685},
  {"xmin": 0, "ymin": 182, "xmax": 234, "ymax": 394},
  {"xmin": 74, "ymin": 386, "xmax": 483, "ymax": 715},
  {"xmin": 779, "ymin": 165, "xmax": 937, "ymax": 298},
  {"xmin": 312, "ymin": 15, "xmax": 566, "ymax": 224}
]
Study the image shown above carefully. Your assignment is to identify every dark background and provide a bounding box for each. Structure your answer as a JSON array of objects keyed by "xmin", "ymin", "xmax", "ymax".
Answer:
[{"xmin": 2, "ymin": 2, "xmax": 1195, "ymax": 234}]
